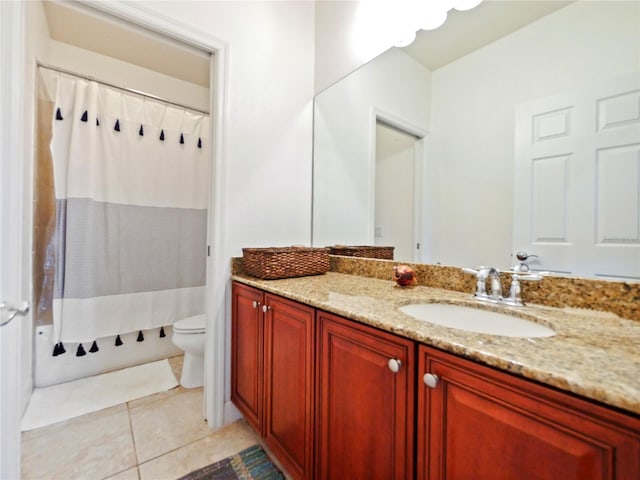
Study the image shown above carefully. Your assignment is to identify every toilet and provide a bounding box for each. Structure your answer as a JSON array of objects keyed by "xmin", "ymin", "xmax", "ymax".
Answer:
[{"xmin": 171, "ymin": 314, "xmax": 206, "ymax": 388}]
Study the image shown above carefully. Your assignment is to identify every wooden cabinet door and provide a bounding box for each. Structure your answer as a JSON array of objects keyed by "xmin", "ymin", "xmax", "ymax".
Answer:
[
  {"xmin": 316, "ymin": 311, "xmax": 415, "ymax": 480},
  {"xmin": 264, "ymin": 294, "xmax": 315, "ymax": 480},
  {"xmin": 417, "ymin": 345, "xmax": 640, "ymax": 480},
  {"xmin": 231, "ymin": 282, "xmax": 264, "ymax": 434}
]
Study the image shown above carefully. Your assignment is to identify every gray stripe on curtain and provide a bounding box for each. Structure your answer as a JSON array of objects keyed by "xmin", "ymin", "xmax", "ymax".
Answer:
[{"xmin": 53, "ymin": 198, "xmax": 207, "ymax": 299}]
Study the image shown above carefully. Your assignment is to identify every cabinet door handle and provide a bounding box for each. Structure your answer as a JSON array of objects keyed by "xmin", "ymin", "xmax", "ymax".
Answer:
[
  {"xmin": 423, "ymin": 373, "xmax": 439, "ymax": 388},
  {"xmin": 388, "ymin": 358, "xmax": 402, "ymax": 373},
  {"xmin": 252, "ymin": 301, "xmax": 260, "ymax": 309},
  {"xmin": 262, "ymin": 305, "xmax": 271, "ymax": 313}
]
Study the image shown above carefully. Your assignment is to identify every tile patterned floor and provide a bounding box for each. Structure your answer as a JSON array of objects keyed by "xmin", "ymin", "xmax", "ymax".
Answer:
[{"xmin": 21, "ymin": 356, "xmax": 261, "ymax": 480}]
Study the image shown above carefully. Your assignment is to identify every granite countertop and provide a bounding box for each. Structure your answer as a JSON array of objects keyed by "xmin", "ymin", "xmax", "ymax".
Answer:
[{"xmin": 232, "ymin": 271, "xmax": 640, "ymax": 416}]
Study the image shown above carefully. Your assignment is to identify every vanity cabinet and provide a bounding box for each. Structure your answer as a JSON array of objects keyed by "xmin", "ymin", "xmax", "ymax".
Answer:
[
  {"xmin": 417, "ymin": 344, "xmax": 640, "ymax": 480},
  {"xmin": 231, "ymin": 282, "xmax": 315, "ymax": 480},
  {"xmin": 232, "ymin": 281, "xmax": 640, "ymax": 480},
  {"xmin": 315, "ymin": 311, "xmax": 415, "ymax": 480}
]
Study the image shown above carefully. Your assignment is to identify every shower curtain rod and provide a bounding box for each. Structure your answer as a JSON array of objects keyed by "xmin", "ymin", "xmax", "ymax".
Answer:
[{"xmin": 37, "ymin": 63, "xmax": 210, "ymax": 116}]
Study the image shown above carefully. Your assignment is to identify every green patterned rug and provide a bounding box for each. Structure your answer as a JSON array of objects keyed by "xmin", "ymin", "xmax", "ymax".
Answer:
[{"xmin": 177, "ymin": 444, "xmax": 284, "ymax": 480}]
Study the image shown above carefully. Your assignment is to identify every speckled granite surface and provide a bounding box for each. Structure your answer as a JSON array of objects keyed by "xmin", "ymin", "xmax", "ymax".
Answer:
[
  {"xmin": 328, "ymin": 256, "xmax": 640, "ymax": 322},
  {"xmin": 231, "ymin": 268, "xmax": 640, "ymax": 416}
]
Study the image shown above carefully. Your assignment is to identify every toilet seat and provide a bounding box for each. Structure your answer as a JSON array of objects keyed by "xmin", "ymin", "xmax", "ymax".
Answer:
[{"xmin": 173, "ymin": 314, "xmax": 206, "ymax": 334}]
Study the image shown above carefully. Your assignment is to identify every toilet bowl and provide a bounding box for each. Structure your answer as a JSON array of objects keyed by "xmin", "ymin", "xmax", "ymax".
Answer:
[{"xmin": 171, "ymin": 314, "xmax": 206, "ymax": 388}]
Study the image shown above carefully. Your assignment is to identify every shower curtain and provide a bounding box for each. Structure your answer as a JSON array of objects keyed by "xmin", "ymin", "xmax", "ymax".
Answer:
[{"xmin": 38, "ymin": 68, "xmax": 210, "ymax": 354}]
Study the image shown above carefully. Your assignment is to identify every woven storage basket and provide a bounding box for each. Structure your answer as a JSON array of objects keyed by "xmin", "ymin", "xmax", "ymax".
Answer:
[
  {"xmin": 242, "ymin": 247, "xmax": 330, "ymax": 280},
  {"xmin": 329, "ymin": 245, "xmax": 395, "ymax": 260}
]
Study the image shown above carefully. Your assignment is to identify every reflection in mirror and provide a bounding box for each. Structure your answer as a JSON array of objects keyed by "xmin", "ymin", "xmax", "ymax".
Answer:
[{"xmin": 312, "ymin": 0, "xmax": 640, "ymax": 279}]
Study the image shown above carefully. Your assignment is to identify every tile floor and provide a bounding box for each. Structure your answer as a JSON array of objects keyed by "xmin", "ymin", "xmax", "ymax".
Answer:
[{"xmin": 21, "ymin": 356, "xmax": 268, "ymax": 480}]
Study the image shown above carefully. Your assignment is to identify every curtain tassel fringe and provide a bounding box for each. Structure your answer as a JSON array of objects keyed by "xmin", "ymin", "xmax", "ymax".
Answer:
[
  {"xmin": 159, "ymin": 326, "xmax": 166, "ymax": 338},
  {"xmin": 52, "ymin": 342, "xmax": 66, "ymax": 356},
  {"xmin": 197, "ymin": 138, "xmax": 202, "ymax": 149},
  {"xmin": 114, "ymin": 119, "xmax": 120, "ymax": 132},
  {"xmin": 55, "ymin": 108, "xmax": 63, "ymax": 121},
  {"xmin": 76, "ymin": 343, "xmax": 87, "ymax": 357},
  {"xmin": 89, "ymin": 340, "xmax": 99, "ymax": 353},
  {"xmin": 81, "ymin": 110, "xmax": 88, "ymax": 122},
  {"xmin": 137, "ymin": 330, "xmax": 144, "ymax": 342},
  {"xmin": 159, "ymin": 129, "xmax": 165, "ymax": 141},
  {"xmin": 179, "ymin": 133, "xmax": 185, "ymax": 144},
  {"xmin": 115, "ymin": 335, "xmax": 123, "ymax": 347},
  {"xmin": 139, "ymin": 124, "xmax": 144, "ymax": 136}
]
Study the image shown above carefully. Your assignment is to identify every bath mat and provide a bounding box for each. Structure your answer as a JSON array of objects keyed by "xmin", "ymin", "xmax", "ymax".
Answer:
[
  {"xmin": 178, "ymin": 444, "xmax": 284, "ymax": 480},
  {"xmin": 21, "ymin": 358, "xmax": 178, "ymax": 431}
]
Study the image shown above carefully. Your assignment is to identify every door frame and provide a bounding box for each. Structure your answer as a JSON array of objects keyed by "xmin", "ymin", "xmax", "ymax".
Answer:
[
  {"xmin": 83, "ymin": 0, "xmax": 229, "ymax": 429},
  {"xmin": 368, "ymin": 106, "xmax": 429, "ymax": 262},
  {"xmin": 0, "ymin": 3, "xmax": 230, "ymax": 475},
  {"xmin": 0, "ymin": 2, "xmax": 27, "ymax": 477}
]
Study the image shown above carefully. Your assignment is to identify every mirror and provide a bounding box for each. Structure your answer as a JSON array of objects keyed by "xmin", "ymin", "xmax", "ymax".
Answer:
[{"xmin": 312, "ymin": 1, "xmax": 640, "ymax": 279}]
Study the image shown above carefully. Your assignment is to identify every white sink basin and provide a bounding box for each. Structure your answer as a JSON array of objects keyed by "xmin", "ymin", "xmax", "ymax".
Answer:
[{"xmin": 398, "ymin": 303, "xmax": 556, "ymax": 338}]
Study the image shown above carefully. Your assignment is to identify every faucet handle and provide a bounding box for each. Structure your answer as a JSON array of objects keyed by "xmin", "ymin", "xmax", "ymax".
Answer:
[
  {"xmin": 504, "ymin": 273, "xmax": 543, "ymax": 306},
  {"xmin": 461, "ymin": 266, "xmax": 495, "ymax": 298},
  {"xmin": 461, "ymin": 267, "xmax": 480, "ymax": 275},
  {"xmin": 516, "ymin": 273, "xmax": 543, "ymax": 282}
]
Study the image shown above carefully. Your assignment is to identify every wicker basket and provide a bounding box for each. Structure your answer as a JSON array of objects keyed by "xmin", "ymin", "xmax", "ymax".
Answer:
[
  {"xmin": 328, "ymin": 245, "xmax": 395, "ymax": 260},
  {"xmin": 242, "ymin": 247, "xmax": 330, "ymax": 280}
]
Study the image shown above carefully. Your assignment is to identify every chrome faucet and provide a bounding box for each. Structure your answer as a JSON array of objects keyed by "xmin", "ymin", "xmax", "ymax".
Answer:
[
  {"xmin": 462, "ymin": 266, "xmax": 502, "ymax": 302},
  {"xmin": 487, "ymin": 267, "xmax": 503, "ymax": 300},
  {"xmin": 462, "ymin": 266, "xmax": 542, "ymax": 306}
]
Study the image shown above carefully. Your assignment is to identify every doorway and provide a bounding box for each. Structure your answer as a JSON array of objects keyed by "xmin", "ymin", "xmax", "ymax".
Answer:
[
  {"xmin": 1, "ymin": 2, "xmax": 227, "ymax": 476},
  {"xmin": 375, "ymin": 122, "xmax": 421, "ymax": 262}
]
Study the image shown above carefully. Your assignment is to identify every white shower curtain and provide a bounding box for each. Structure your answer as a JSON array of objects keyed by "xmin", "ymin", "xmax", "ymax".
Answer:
[{"xmin": 39, "ymin": 68, "xmax": 210, "ymax": 349}]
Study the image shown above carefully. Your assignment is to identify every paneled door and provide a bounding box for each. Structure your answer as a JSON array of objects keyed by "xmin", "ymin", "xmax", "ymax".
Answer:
[
  {"xmin": 316, "ymin": 311, "xmax": 415, "ymax": 480},
  {"xmin": 514, "ymin": 72, "xmax": 640, "ymax": 279}
]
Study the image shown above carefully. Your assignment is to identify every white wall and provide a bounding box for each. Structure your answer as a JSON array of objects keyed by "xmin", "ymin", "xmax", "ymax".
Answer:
[
  {"xmin": 135, "ymin": 1, "xmax": 315, "ymax": 419},
  {"xmin": 429, "ymin": 0, "xmax": 640, "ymax": 270},
  {"xmin": 315, "ymin": 0, "xmax": 368, "ymax": 94},
  {"xmin": 140, "ymin": 1, "xmax": 315, "ymax": 254},
  {"xmin": 313, "ymin": 48, "xmax": 430, "ymax": 247},
  {"xmin": 47, "ymin": 40, "xmax": 209, "ymax": 112}
]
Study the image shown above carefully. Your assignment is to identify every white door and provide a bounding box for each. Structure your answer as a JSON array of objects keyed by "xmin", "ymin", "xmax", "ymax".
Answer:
[
  {"xmin": 1, "ymin": 2, "xmax": 28, "ymax": 477},
  {"xmin": 514, "ymin": 73, "xmax": 640, "ymax": 279},
  {"xmin": 375, "ymin": 122, "xmax": 418, "ymax": 262}
]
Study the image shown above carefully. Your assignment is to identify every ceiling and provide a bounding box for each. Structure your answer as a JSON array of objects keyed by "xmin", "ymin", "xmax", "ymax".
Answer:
[
  {"xmin": 43, "ymin": 1, "xmax": 574, "ymax": 87},
  {"xmin": 42, "ymin": 1, "xmax": 211, "ymax": 88},
  {"xmin": 402, "ymin": 1, "xmax": 574, "ymax": 71}
]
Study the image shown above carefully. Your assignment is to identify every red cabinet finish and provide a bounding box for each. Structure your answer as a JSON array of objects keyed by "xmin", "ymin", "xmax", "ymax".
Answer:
[
  {"xmin": 417, "ymin": 344, "xmax": 640, "ymax": 480},
  {"xmin": 233, "ymin": 281, "xmax": 640, "ymax": 480},
  {"xmin": 315, "ymin": 311, "xmax": 415, "ymax": 480},
  {"xmin": 231, "ymin": 282, "xmax": 314, "ymax": 480},
  {"xmin": 231, "ymin": 282, "xmax": 264, "ymax": 434},
  {"xmin": 264, "ymin": 293, "xmax": 315, "ymax": 480}
]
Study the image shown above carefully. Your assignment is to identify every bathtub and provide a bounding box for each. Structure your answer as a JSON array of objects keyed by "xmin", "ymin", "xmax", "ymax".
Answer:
[{"xmin": 34, "ymin": 325, "xmax": 181, "ymax": 387}]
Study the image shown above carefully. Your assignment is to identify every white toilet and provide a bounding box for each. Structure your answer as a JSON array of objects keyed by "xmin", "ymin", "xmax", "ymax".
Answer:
[{"xmin": 171, "ymin": 314, "xmax": 206, "ymax": 388}]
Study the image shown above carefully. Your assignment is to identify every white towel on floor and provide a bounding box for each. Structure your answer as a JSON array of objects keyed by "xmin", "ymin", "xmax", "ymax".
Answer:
[{"xmin": 21, "ymin": 359, "xmax": 178, "ymax": 431}]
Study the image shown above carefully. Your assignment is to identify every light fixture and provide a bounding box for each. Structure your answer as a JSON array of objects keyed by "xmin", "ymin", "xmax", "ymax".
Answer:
[
  {"xmin": 454, "ymin": 0, "xmax": 484, "ymax": 11},
  {"xmin": 420, "ymin": 6, "xmax": 448, "ymax": 31},
  {"xmin": 394, "ymin": 31, "xmax": 417, "ymax": 48},
  {"xmin": 354, "ymin": 0, "xmax": 484, "ymax": 56}
]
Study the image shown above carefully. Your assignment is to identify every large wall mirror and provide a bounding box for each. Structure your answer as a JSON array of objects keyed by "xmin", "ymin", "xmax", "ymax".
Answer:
[{"xmin": 312, "ymin": 0, "xmax": 640, "ymax": 280}]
